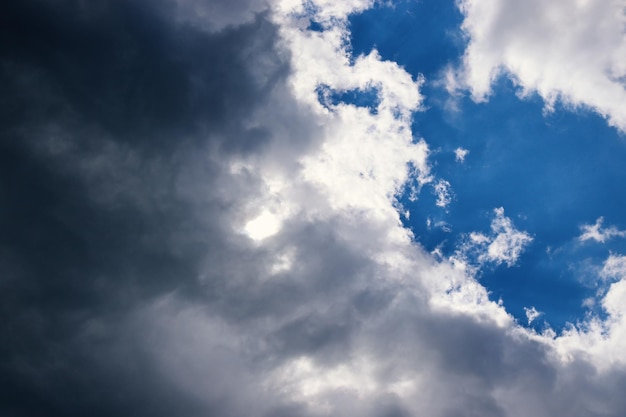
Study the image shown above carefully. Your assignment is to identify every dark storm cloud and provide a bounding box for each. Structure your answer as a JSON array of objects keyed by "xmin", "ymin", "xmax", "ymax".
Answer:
[
  {"xmin": 0, "ymin": 0, "xmax": 286, "ymax": 151},
  {"xmin": 0, "ymin": 1, "xmax": 296, "ymax": 415}
]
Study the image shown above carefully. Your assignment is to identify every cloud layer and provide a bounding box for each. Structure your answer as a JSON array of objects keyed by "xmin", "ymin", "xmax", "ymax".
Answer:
[{"xmin": 1, "ymin": 1, "xmax": 626, "ymax": 417}]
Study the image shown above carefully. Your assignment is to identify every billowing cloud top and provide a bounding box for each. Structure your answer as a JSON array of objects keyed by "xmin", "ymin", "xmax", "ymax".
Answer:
[
  {"xmin": 1, "ymin": 1, "xmax": 626, "ymax": 417},
  {"xmin": 451, "ymin": 0, "xmax": 626, "ymax": 131}
]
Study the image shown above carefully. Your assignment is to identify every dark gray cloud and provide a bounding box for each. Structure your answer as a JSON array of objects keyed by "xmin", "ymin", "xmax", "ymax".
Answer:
[
  {"xmin": 0, "ymin": 1, "xmax": 297, "ymax": 415},
  {"xmin": 171, "ymin": 0, "xmax": 270, "ymax": 32}
]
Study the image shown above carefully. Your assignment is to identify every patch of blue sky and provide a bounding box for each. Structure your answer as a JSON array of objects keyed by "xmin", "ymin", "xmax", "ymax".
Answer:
[
  {"xmin": 412, "ymin": 79, "xmax": 626, "ymax": 330},
  {"xmin": 316, "ymin": 84, "xmax": 381, "ymax": 114},
  {"xmin": 307, "ymin": 19, "xmax": 324, "ymax": 32},
  {"xmin": 349, "ymin": 0, "xmax": 464, "ymax": 79},
  {"xmin": 349, "ymin": 0, "xmax": 626, "ymax": 331}
]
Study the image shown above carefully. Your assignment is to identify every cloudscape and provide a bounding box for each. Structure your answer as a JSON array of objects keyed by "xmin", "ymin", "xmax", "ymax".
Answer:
[{"xmin": 2, "ymin": 1, "xmax": 626, "ymax": 416}]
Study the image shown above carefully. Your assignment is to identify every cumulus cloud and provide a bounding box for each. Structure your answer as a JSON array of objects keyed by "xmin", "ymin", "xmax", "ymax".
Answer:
[
  {"xmin": 455, "ymin": 207, "xmax": 533, "ymax": 269},
  {"xmin": 553, "ymin": 254, "xmax": 626, "ymax": 373},
  {"xmin": 2, "ymin": 1, "xmax": 626, "ymax": 417},
  {"xmin": 452, "ymin": 0, "xmax": 626, "ymax": 132},
  {"xmin": 579, "ymin": 216, "xmax": 626, "ymax": 243},
  {"xmin": 484, "ymin": 208, "xmax": 533, "ymax": 266},
  {"xmin": 454, "ymin": 146, "xmax": 469, "ymax": 162},
  {"xmin": 600, "ymin": 254, "xmax": 626, "ymax": 280}
]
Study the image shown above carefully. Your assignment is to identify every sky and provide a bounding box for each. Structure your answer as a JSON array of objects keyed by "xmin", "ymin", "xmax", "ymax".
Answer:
[{"xmin": 1, "ymin": 1, "xmax": 626, "ymax": 416}]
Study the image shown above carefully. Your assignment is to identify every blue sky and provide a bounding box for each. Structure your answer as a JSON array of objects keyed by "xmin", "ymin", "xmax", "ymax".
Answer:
[
  {"xmin": 3, "ymin": 1, "xmax": 626, "ymax": 416},
  {"xmin": 347, "ymin": 0, "xmax": 626, "ymax": 330}
]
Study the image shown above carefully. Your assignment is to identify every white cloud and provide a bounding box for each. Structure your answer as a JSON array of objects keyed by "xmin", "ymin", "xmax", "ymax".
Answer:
[
  {"xmin": 454, "ymin": 147, "xmax": 469, "ymax": 162},
  {"xmin": 579, "ymin": 216, "xmax": 626, "ymax": 243},
  {"xmin": 554, "ymin": 254, "xmax": 626, "ymax": 371},
  {"xmin": 236, "ymin": 5, "xmax": 626, "ymax": 413},
  {"xmin": 485, "ymin": 208, "xmax": 533, "ymax": 266},
  {"xmin": 600, "ymin": 254, "xmax": 626, "ymax": 280},
  {"xmin": 452, "ymin": 0, "xmax": 626, "ymax": 132},
  {"xmin": 455, "ymin": 207, "xmax": 533, "ymax": 268},
  {"xmin": 524, "ymin": 306, "xmax": 542, "ymax": 325},
  {"xmin": 582, "ymin": 297, "xmax": 596, "ymax": 309},
  {"xmin": 433, "ymin": 179, "xmax": 453, "ymax": 208}
]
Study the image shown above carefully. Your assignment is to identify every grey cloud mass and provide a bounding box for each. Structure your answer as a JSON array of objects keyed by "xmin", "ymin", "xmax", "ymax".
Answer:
[
  {"xmin": 0, "ymin": 1, "xmax": 294, "ymax": 415},
  {"xmin": 2, "ymin": 1, "xmax": 626, "ymax": 417}
]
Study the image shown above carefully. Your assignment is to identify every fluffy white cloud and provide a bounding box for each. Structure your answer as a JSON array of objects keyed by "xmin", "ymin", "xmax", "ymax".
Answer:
[
  {"xmin": 454, "ymin": 147, "xmax": 469, "ymax": 162},
  {"xmin": 579, "ymin": 216, "xmax": 626, "ymax": 243},
  {"xmin": 222, "ymin": 3, "xmax": 626, "ymax": 411},
  {"xmin": 452, "ymin": 0, "xmax": 626, "ymax": 131},
  {"xmin": 230, "ymin": 4, "xmax": 626, "ymax": 414},
  {"xmin": 553, "ymin": 254, "xmax": 626, "ymax": 371},
  {"xmin": 455, "ymin": 207, "xmax": 533, "ymax": 269},
  {"xmin": 600, "ymin": 254, "xmax": 626, "ymax": 281},
  {"xmin": 485, "ymin": 208, "xmax": 533, "ymax": 266}
]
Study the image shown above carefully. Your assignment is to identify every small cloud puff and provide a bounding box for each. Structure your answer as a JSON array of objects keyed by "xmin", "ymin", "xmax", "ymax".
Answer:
[
  {"xmin": 524, "ymin": 306, "xmax": 542, "ymax": 325},
  {"xmin": 454, "ymin": 147, "xmax": 469, "ymax": 162},
  {"xmin": 484, "ymin": 207, "xmax": 533, "ymax": 267},
  {"xmin": 433, "ymin": 179, "xmax": 453, "ymax": 208},
  {"xmin": 455, "ymin": 207, "xmax": 533, "ymax": 269},
  {"xmin": 579, "ymin": 217, "xmax": 626, "ymax": 243}
]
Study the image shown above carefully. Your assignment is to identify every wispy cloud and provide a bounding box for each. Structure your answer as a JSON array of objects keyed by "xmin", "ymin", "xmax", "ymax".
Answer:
[
  {"xmin": 524, "ymin": 306, "xmax": 542, "ymax": 325},
  {"xmin": 600, "ymin": 254, "xmax": 626, "ymax": 280},
  {"xmin": 579, "ymin": 217, "xmax": 626, "ymax": 243},
  {"xmin": 433, "ymin": 179, "xmax": 453, "ymax": 208}
]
